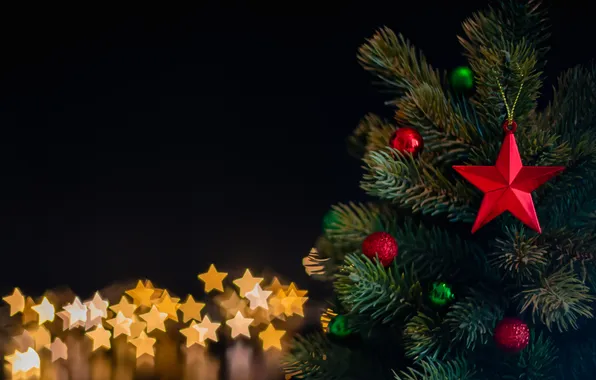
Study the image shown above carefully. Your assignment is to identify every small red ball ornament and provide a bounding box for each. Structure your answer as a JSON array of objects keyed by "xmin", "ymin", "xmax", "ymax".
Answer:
[
  {"xmin": 389, "ymin": 127, "xmax": 424, "ymax": 157},
  {"xmin": 493, "ymin": 317, "xmax": 530, "ymax": 353},
  {"xmin": 361, "ymin": 232, "xmax": 398, "ymax": 267}
]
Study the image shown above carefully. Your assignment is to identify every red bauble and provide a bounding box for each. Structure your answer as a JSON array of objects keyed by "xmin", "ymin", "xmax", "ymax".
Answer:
[
  {"xmin": 361, "ymin": 232, "xmax": 398, "ymax": 267},
  {"xmin": 390, "ymin": 127, "xmax": 424, "ymax": 157},
  {"xmin": 493, "ymin": 317, "xmax": 530, "ymax": 353},
  {"xmin": 453, "ymin": 120, "xmax": 565, "ymax": 233}
]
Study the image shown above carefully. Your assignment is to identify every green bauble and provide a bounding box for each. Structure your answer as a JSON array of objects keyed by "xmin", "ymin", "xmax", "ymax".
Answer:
[
  {"xmin": 449, "ymin": 66, "xmax": 474, "ymax": 92},
  {"xmin": 429, "ymin": 282, "xmax": 455, "ymax": 306},
  {"xmin": 322, "ymin": 209, "xmax": 341, "ymax": 232},
  {"xmin": 327, "ymin": 314, "xmax": 353, "ymax": 339}
]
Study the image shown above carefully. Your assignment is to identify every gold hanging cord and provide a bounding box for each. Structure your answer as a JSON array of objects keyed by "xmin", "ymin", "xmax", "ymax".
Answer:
[{"xmin": 496, "ymin": 71, "xmax": 525, "ymax": 126}]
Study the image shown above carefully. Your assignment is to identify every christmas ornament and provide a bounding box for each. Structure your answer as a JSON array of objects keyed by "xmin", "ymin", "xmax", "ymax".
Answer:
[
  {"xmin": 453, "ymin": 77, "xmax": 564, "ymax": 233},
  {"xmin": 390, "ymin": 127, "xmax": 424, "ymax": 157},
  {"xmin": 493, "ymin": 317, "xmax": 530, "ymax": 353},
  {"xmin": 326, "ymin": 314, "xmax": 353, "ymax": 339},
  {"xmin": 322, "ymin": 209, "xmax": 341, "ymax": 232},
  {"xmin": 428, "ymin": 282, "xmax": 455, "ymax": 306},
  {"xmin": 449, "ymin": 66, "xmax": 474, "ymax": 92},
  {"xmin": 361, "ymin": 232, "xmax": 398, "ymax": 267}
]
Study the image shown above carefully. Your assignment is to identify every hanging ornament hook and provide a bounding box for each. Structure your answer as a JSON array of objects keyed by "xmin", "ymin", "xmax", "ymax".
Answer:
[{"xmin": 496, "ymin": 67, "xmax": 525, "ymax": 134}]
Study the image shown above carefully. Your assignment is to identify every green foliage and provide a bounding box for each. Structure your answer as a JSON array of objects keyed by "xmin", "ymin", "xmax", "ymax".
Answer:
[
  {"xmin": 403, "ymin": 312, "xmax": 445, "ymax": 362},
  {"xmin": 324, "ymin": 202, "xmax": 384, "ymax": 251},
  {"xmin": 445, "ymin": 291, "xmax": 505, "ymax": 351},
  {"xmin": 489, "ymin": 226, "xmax": 548, "ymax": 282},
  {"xmin": 517, "ymin": 266, "xmax": 595, "ymax": 331},
  {"xmin": 283, "ymin": 333, "xmax": 351, "ymax": 380},
  {"xmin": 535, "ymin": 66, "xmax": 596, "ymax": 231},
  {"xmin": 357, "ymin": 27, "xmax": 442, "ymax": 96},
  {"xmin": 501, "ymin": 332, "xmax": 558, "ymax": 380},
  {"xmin": 543, "ymin": 65, "xmax": 596, "ymax": 148},
  {"xmin": 393, "ymin": 357, "xmax": 476, "ymax": 380},
  {"xmin": 458, "ymin": 0, "xmax": 548, "ymax": 134},
  {"xmin": 361, "ymin": 148, "xmax": 477, "ymax": 223},
  {"xmin": 559, "ymin": 337, "xmax": 596, "ymax": 379},
  {"xmin": 348, "ymin": 114, "xmax": 396, "ymax": 159},
  {"xmin": 334, "ymin": 253, "xmax": 423, "ymax": 324},
  {"xmin": 393, "ymin": 219, "xmax": 484, "ymax": 281},
  {"xmin": 393, "ymin": 84, "xmax": 479, "ymax": 155}
]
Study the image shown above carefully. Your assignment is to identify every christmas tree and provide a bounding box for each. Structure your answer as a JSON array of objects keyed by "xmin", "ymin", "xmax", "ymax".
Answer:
[{"xmin": 283, "ymin": 1, "xmax": 596, "ymax": 379}]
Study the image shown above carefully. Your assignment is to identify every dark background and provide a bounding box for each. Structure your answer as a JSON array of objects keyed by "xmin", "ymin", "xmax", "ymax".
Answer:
[{"xmin": 0, "ymin": 1, "xmax": 592, "ymax": 299}]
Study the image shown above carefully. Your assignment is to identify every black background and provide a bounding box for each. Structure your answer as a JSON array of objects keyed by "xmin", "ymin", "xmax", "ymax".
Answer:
[{"xmin": 0, "ymin": 1, "xmax": 592, "ymax": 299}]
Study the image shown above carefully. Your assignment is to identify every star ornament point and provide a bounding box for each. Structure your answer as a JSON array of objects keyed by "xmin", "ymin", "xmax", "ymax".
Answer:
[{"xmin": 453, "ymin": 131, "xmax": 564, "ymax": 233}]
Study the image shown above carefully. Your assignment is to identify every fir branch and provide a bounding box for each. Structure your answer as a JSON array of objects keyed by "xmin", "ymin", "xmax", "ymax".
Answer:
[
  {"xmin": 334, "ymin": 253, "xmax": 423, "ymax": 324},
  {"xmin": 394, "ymin": 219, "xmax": 484, "ymax": 281},
  {"xmin": 324, "ymin": 202, "xmax": 384, "ymax": 251},
  {"xmin": 283, "ymin": 333, "xmax": 351, "ymax": 380},
  {"xmin": 393, "ymin": 357, "xmax": 476, "ymax": 380},
  {"xmin": 458, "ymin": 1, "xmax": 547, "ymax": 135},
  {"xmin": 445, "ymin": 291, "xmax": 504, "ymax": 351},
  {"xmin": 542, "ymin": 65, "xmax": 596, "ymax": 146},
  {"xmin": 360, "ymin": 148, "xmax": 477, "ymax": 223},
  {"xmin": 403, "ymin": 312, "xmax": 445, "ymax": 362},
  {"xmin": 489, "ymin": 226, "xmax": 549, "ymax": 282},
  {"xmin": 357, "ymin": 27, "xmax": 442, "ymax": 95},
  {"xmin": 538, "ymin": 156, "xmax": 596, "ymax": 231},
  {"xmin": 348, "ymin": 114, "xmax": 396, "ymax": 159},
  {"xmin": 394, "ymin": 84, "xmax": 480, "ymax": 160},
  {"xmin": 536, "ymin": 66, "xmax": 596, "ymax": 230},
  {"xmin": 501, "ymin": 332, "xmax": 558, "ymax": 380},
  {"xmin": 559, "ymin": 337, "xmax": 596, "ymax": 380},
  {"xmin": 517, "ymin": 266, "xmax": 595, "ymax": 331},
  {"xmin": 545, "ymin": 228, "xmax": 596, "ymax": 286}
]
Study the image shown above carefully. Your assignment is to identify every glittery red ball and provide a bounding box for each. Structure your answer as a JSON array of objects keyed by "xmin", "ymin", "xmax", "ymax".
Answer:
[
  {"xmin": 494, "ymin": 317, "xmax": 530, "ymax": 353},
  {"xmin": 361, "ymin": 232, "xmax": 398, "ymax": 267},
  {"xmin": 389, "ymin": 127, "xmax": 424, "ymax": 157}
]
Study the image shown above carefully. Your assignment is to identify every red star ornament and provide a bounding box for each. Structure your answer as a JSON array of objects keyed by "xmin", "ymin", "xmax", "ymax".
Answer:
[{"xmin": 453, "ymin": 121, "xmax": 565, "ymax": 233}]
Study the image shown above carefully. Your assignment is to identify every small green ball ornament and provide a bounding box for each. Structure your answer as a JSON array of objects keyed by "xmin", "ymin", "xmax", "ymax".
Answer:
[
  {"xmin": 322, "ymin": 209, "xmax": 341, "ymax": 232},
  {"xmin": 429, "ymin": 282, "xmax": 455, "ymax": 306},
  {"xmin": 327, "ymin": 314, "xmax": 353, "ymax": 339},
  {"xmin": 449, "ymin": 66, "xmax": 474, "ymax": 92}
]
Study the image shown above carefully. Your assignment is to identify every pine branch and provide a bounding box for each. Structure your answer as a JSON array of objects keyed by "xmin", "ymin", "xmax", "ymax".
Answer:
[
  {"xmin": 538, "ymin": 157, "xmax": 596, "ymax": 231},
  {"xmin": 357, "ymin": 28, "xmax": 442, "ymax": 96},
  {"xmin": 542, "ymin": 65, "xmax": 596, "ymax": 146},
  {"xmin": 445, "ymin": 291, "xmax": 505, "ymax": 351},
  {"xmin": 360, "ymin": 148, "xmax": 477, "ymax": 223},
  {"xmin": 489, "ymin": 226, "xmax": 549, "ymax": 282},
  {"xmin": 541, "ymin": 229, "xmax": 596, "ymax": 292},
  {"xmin": 403, "ymin": 312, "xmax": 446, "ymax": 362},
  {"xmin": 458, "ymin": 0, "xmax": 548, "ymax": 137},
  {"xmin": 393, "ymin": 84, "xmax": 480, "ymax": 163},
  {"xmin": 393, "ymin": 219, "xmax": 484, "ymax": 281},
  {"xmin": 334, "ymin": 253, "xmax": 423, "ymax": 324},
  {"xmin": 536, "ymin": 66, "xmax": 596, "ymax": 230},
  {"xmin": 517, "ymin": 265, "xmax": 595, "ymax": 331},
  {"xmin": 558, "ymin": 337, "xmax": 596, "ymax": 379},
  {"xmin": 348, "ymin": 114, "xmax": 396, "ymax": 159},
  {"xmin": 501, "ymin": 332, "xmax": 558, "ymax": 380},
  {"xmin": 393, "ymin": 357, "xmax": 476, "ymax": 380},
  {"xmin": 283, "ymin": 333, "xmax": 351, "ymax": 380},
  {"xmin": 284, "ymin": 332, "xmax": 397, "ymax": 380},
  {"xmin": 324, "ymin": 202, "xmax": 384, "ymax": 251}
]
